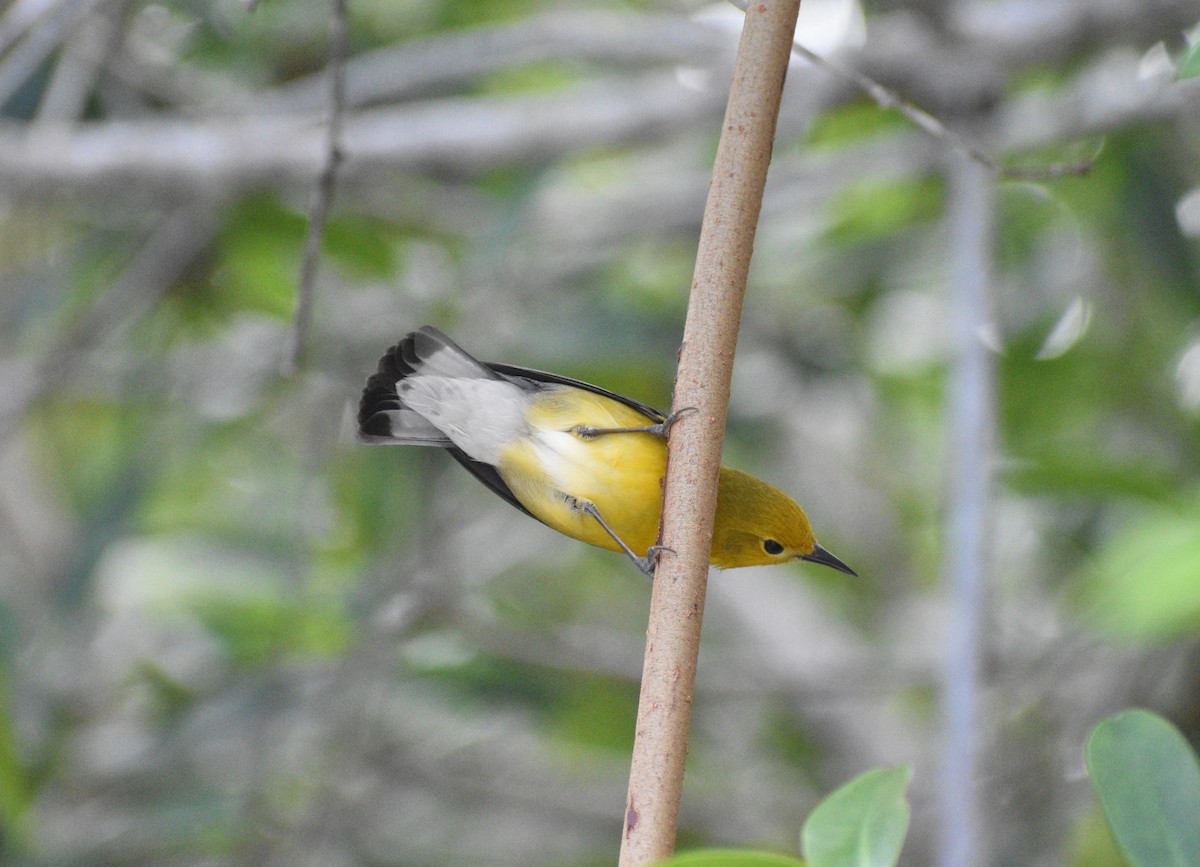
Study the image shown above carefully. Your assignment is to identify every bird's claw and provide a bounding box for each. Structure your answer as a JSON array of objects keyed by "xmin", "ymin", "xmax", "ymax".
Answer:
[
  {"xmin": 655, "ymin": 406, "xmax": 698, "ymax": 437},
  {"xmin": 634, "ymin": 544, "xmax": 675, "ymax": 578}
]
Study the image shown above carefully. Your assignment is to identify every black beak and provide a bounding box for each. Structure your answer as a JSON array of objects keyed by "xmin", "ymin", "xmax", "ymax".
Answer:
[{"xmin": 798, "ymin": 543, "xmax": 858, "ymax": 577}]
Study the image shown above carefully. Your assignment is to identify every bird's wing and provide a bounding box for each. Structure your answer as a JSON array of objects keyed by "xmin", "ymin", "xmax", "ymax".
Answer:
[
  {"xmin": 485, "ymin": 362, "xmax": 667, "ymax": 424},
  {"xmin": 444, "ymin": 363, "xmax": 666, "ymax": 523},
  {"xmin": 443, "ymin": 445, "xmax": 539, "ymax": 520}
]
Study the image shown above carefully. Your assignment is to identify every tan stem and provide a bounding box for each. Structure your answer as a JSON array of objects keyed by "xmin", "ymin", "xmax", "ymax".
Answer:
[{"xmin": 617, "ymin": 1, "xmax": 802, "ymax": 864}]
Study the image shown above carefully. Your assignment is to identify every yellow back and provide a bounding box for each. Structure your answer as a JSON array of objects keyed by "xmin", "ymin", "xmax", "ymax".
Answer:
[{"xmin": 494, "ymin": 385, "xmax": 818, "ymax": 569}]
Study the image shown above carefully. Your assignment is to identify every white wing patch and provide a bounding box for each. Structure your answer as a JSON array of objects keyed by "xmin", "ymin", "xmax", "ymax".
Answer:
[
  {"xmin": 398, "ymin": 376, "xmax": 531, "ymax": 464},
  {"xmin": 525, "ymin": 428, "xmax": 589, "ymax": 493}
]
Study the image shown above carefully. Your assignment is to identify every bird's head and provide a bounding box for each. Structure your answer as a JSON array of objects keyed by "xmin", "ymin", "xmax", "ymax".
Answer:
[{"xmin": 712, "ymin": 467, "xmax": 857, "ymax": 574}]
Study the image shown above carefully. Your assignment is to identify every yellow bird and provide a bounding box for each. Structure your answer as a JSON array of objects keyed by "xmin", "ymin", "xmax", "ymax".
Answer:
[{"xmin": 358, "ymin": 326, "xmax": 856, "ymax": 577}]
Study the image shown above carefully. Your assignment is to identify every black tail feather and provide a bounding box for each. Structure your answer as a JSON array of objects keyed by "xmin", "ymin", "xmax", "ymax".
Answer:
[{"xmin": 357, "ymin": 340, "xmax": 407, "ymax": 434}]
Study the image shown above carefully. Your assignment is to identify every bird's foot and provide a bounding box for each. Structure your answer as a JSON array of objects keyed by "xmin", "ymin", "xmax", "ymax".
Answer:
[
  {"xmin": 574, "ymin": 406, "xmax": 698, "ymax": 440},
  {"xmin": 632, "ymin": 544, "xmax": 675, "ymax": 579}
]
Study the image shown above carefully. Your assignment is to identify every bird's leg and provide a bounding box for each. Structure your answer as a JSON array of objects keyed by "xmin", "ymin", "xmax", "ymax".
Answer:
[
  {"xmin": 574, "ymin": 406, "xmax": 698, "ymax": 440},
  {"xmin": 573, "ymin": 499, "xmax": 671, "ymax": 578}
]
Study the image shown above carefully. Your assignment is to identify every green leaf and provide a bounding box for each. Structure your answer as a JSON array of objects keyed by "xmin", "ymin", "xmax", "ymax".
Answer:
[
  {"xmin": 1076, "ymin": 502, "xmax": 1200, "ymax": 642},
  {"xmin": 213, "ymin": 193, "xmax": 306, "ymax": 319},
  {"xmin": 801, "ymin": 766, "xmax": 912, "ymax": 867},
  {"xmin": 323, "ymin": 215, "xmax": 398, "ymax": 277},
  {"xmin": 190, "ymin": 594, "xmax": 351, "ymax": 667},
  {"xmin": 805, "ymin": 101, "xmax": 907, "ymax": 151},
  {"xmin": 824, "ymin": 178, "xmax": 941, "ymax": 246},
  {"xmin": 657, "ymin": 850, "xmax": 805, "ymax": 867},
  {"xmin": 1086, "ymin": 709, "xmax": 1200, "ymax": 866},
  {"xmin": 1177, "ymin": 40, "xmax": 1200, "ymax": 80}
]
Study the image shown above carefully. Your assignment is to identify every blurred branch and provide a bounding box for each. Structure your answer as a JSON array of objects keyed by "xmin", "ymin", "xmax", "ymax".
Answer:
[
  {"xmin": 0, "ymin": 0, "xmax": 1192, "ymax": 199},
  {"xmin": 283, "ymin": 0, "xmax": 347, "ymax": 376},
  {"xmin": 938, "ymin": 152, "xmax": 996, "ymax": 867},
  {"xmin": 0, "ymin": 49, "xmax": 1194, "ymax": 203},
  {"xmin": 0, "ymin": 0, "xmax": 61, "ymax": 55},
  {"xmin": 33, "ymin": 0, "xmax": 129, "ymax": 125},
  {"xmin": 0, "ymin": 72, "xmax": 724, "ymax": 196},
  {"xmin": 0, "ymin": 203, "xmax": 219, "ymax": 439},
  {"xmin": 271, "ymin": 0, "xmax": 1197, "ymax": 116},
  {"xmin": 731, "ymin": 0, "xmax": 1007, "ymax": 169},
  {"xmin": 460, "ymin": 600, "xmax": 923, "ymax": 700},
  {"xmin": 268, "ymin": 10, "xmax": 733, "ymax": 112},
  {"xmin": 733, "ymin": 0, "xmax": 1177, "ymax": 179},
  {"xmin": 518, "ymin": 41, "xmax": 1199, "ymax": 291},
  {"xmin": 0, "ymin": 0, "xmax": 104, "ymax": 107},
  {"xmin": 794, "ymin": 38, "xmax": 1099, "ymax": 179},
  {"xmin": 844, "ymin": 0, "xmax": 1198, "ymax": 113},
  {"xmin": 103, "ymin": 25, "xmax": 259, "ymax": 113}
]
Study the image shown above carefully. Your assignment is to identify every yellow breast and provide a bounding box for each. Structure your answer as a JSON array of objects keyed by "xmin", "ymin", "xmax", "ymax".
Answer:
[{"xmin": 495, "ymin": 386, "xmax": 667, "ymax": 556}]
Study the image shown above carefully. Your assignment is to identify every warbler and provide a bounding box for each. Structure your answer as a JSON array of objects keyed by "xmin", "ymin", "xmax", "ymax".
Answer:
[{"xmin": 358, "ymin": 326, "xmax": 856, "ymax": 577}]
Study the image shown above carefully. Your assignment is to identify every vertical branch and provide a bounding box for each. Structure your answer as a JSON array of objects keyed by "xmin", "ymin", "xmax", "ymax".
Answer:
[
  {"xmin": 283, "ymin": 0, "xmax": 348, "ymax": 376},
  {"xmin": 618, "ymin": 2, "xmax": 801, "ymax": 865},
  {"xmin": 938, "ymin": 151, "xmax": 995, "ymax": 867}
]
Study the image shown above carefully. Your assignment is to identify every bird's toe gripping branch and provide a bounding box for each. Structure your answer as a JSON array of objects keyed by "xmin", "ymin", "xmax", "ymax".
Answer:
[
  {"xmin": 573, "ymin": 406, "xmax": 698, "ymax": 440},
  {"xmin": 637, "ymin": 545, "xmax": 675, "ymax": 578},
  {"xmin": 658, "ymin": 405, "xmax": 698, "ymax": 436}
]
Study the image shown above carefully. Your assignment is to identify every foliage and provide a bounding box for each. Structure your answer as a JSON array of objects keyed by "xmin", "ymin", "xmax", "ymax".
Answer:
[
  {"xmin": 659, "ymin": 764, "xmax": 912, "ymax": 867},
  {"xmin": 1086, "ymin": 709, "xmax": 1200, "ymax": 866},
  {"xmin": 1076, "ymin": 498, "xmax": 1200, "ymax": 641},
  {"xmin": 801, "ymin": 767, "xmax": 912, "ymax": 867},
  {"xmin": 1178, "ymin": 39, "xmax": 1200, "ymax": 80}
]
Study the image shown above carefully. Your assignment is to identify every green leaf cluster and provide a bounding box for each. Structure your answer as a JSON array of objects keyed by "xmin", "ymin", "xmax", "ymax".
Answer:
[{"xmin": 1086, "ymin": 710, "xmax": 1200, "ymax": 866}]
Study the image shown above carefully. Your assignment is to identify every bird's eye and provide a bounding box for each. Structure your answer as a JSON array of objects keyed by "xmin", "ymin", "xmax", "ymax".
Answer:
[{"xmin": 762, "ymin": 539, "xmax": 784, "ymax": 556}]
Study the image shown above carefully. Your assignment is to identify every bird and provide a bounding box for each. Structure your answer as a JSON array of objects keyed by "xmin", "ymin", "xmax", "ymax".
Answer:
[{"xmin": 358, "ymin": 326, "xmax": 856, "ymax": 577}]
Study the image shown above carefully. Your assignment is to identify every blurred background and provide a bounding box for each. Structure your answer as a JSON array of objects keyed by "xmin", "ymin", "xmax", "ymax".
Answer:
[{"xmin": 0, "ymin": 0, "xmax": 1198, "ymax": 864}]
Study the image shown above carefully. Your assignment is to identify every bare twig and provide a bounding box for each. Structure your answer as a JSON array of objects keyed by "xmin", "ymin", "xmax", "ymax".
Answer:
[
  {"xmin": 618, "ymin": 1, "xmax": 801, "ymax": 864},
  {"xmin": 283, "ymin": 0, "xmax": 348, "ymax": 376},
  {"xmin": 794, "ymin": 40, "xmax": 1099, "ymax": 180},
  {"xmin": 792, "ymin": 40, "xmax": 1007, "ymax": 172}
]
